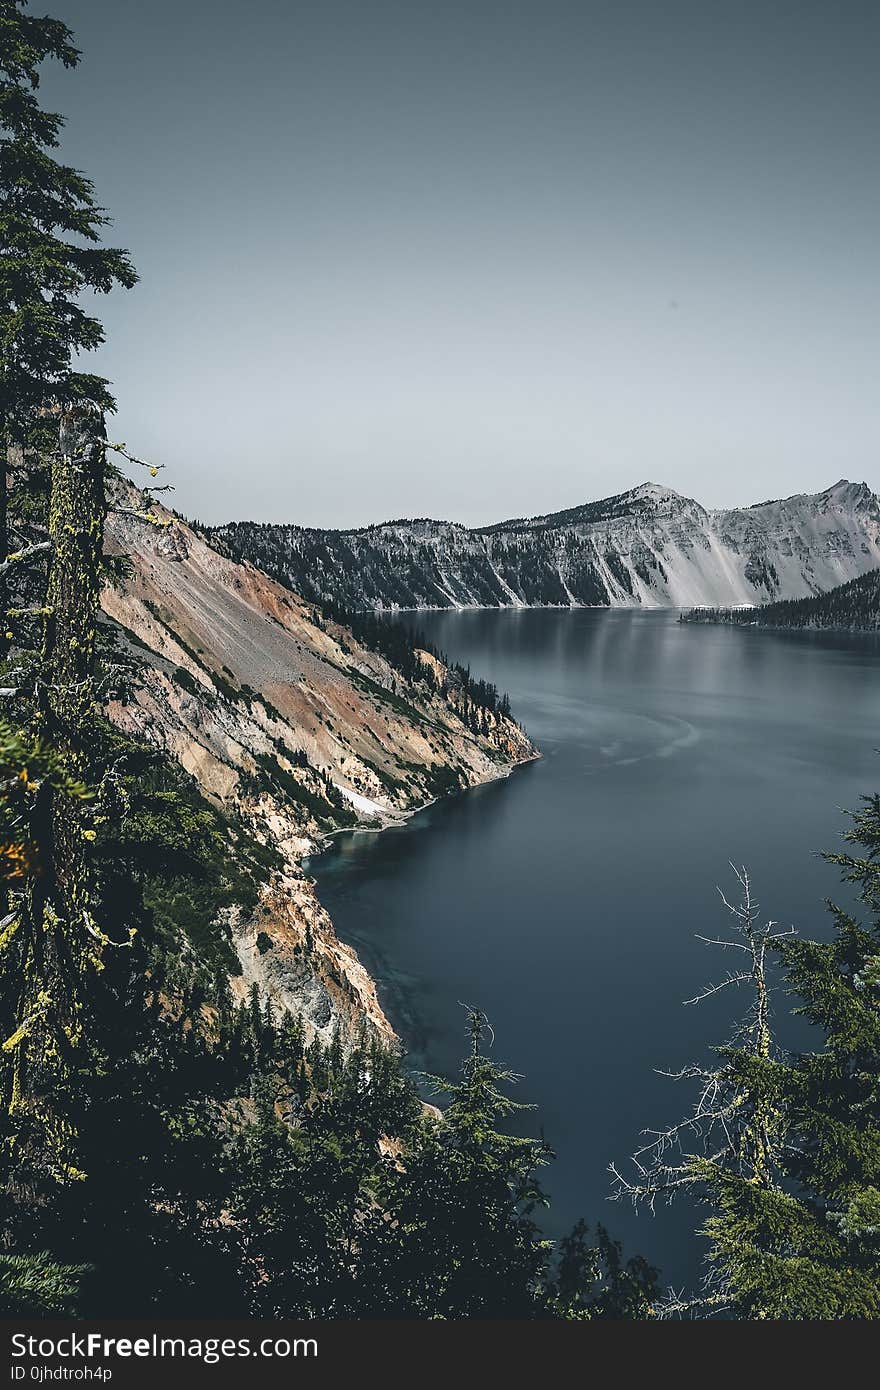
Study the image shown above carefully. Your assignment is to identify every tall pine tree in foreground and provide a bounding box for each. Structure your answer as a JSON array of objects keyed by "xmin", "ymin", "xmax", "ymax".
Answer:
[
  {"xmin": 614, "ymin": 819, "xmax": 880, "ymax": 1318},
  {"xmin": 0, "ymin": 0, "xmax": 136, "ymax": 640}
]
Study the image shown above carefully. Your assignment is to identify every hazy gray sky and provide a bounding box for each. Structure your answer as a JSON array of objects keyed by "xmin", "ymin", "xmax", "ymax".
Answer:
[{"xmin": 44, "ymin": 1, "xmax": 880, "ymax": 526}]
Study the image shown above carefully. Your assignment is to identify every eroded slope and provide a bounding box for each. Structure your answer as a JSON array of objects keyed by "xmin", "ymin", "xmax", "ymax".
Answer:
[{"xmin": 101, "ymin": 490, "xmax": 536, "ymax": 1048}]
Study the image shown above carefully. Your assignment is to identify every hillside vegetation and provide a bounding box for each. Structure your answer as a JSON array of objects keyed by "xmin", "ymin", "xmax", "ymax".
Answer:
[{"xmin": 682, "ymin": 567, "xmax": 880, "ymax": 633}]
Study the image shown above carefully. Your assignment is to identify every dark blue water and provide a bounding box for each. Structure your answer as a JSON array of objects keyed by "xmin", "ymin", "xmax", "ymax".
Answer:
[{"xmin": 309, "ymin": 610, "xmax": 880, "ymax": 1291}]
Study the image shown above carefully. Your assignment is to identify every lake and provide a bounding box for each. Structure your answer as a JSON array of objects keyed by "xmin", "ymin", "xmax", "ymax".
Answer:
[{"xmin": 308, "ymin": 609, "xmax": 880, "ymax": 1291}]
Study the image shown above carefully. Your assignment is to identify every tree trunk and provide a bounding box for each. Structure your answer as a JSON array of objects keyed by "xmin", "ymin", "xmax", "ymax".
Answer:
[
  {"xmin": 11, "ymin": 405, "xmax": 107, "ymax": 1128},
  {"xmin": 41, "ymin": 405, "xmax": 106, "ymax": 779},
  {"xmin": 0, "ymin": 437, "xmax": 8, "ymax": 663}
]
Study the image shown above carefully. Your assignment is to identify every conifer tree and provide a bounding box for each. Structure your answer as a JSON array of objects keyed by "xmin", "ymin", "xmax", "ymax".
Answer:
[
  {"xmin": 366, "ymin": 1009, "xmax": 656, "ymax": 1318},
  {"xmin": 367, "ymin": 1007, "xmax": 553, "ymax": 1317},
  {"xmin": 6, "ymin": 405, "xmax": 112, "ymax": 1157},
  {"xmin": 613, "ymin": 837, "xmax": 880, "ymax": 1318},
  {"xmin": 0, "ymin": 0, "xmax": 136, "ymax": 636}
]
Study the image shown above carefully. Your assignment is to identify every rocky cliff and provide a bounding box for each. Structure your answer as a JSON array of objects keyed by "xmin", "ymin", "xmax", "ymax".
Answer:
[
  {"xmin": 101, "ymin": 488, "xmax": 536, "ymax": 1049},
  {"xmin": 210, "ymin": 479, "xmax": 880, "ymax": 611},
  {"xmin": 682, "ymin": 566, "xmax": 880, "ymax": 633}
]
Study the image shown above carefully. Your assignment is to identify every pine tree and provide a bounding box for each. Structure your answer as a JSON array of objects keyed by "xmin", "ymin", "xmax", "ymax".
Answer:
[
  {"xmin": 3, "ymin": 405, "xmax": 115, "ymax": 1182},
  {"xmin": 366, "ymin": 1009, "xmax": 560, "ymax": 1317},
  {"xmin": 614, "ymin": 834, "xmax": 880, "ymax": 1319},
  {"xmin": 364, "ymin": 1009, "xmax": 657, "ymax": 1317},
  {"xmin": 0, "ymin": 0, "xmax": 136, "ymax": 639},
  {"xmin": 760, "ymin": 797, "xmax": 880, "ymax": 1317}
]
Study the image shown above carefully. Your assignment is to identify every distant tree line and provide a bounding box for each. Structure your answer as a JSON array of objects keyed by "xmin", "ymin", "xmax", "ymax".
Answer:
[{"xmin": 682, "ymin": 568, "xmax": 880, "ymax": 633}]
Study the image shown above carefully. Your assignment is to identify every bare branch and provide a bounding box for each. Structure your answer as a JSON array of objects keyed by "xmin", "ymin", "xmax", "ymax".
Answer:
[
  {"xmin": 694, "ymin": 934, "xmax": 751, "ymax": 951},
  {"xmin": 105, "ymin": 441, "xmax": 166, "ymax": 477},
  {"xmin": 108, "ymin": 506, "xmax": 172, "ymax": 529},
  {"xmin": 610, "ymin": 864, "xmax": 798, "ymax": 1310},
  {"xmin": 0, "ymin": 541, "xmax": 53, "ymax": 578},
  {"xmin": 683, "ymin": 970, "xmax": 751, "ymax": 1005}
]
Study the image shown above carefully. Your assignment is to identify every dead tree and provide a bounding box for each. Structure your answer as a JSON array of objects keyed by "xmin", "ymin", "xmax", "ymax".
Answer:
[{"xmin": 609, "ymin": 866, "xmax": 796, "ymax": 1316}]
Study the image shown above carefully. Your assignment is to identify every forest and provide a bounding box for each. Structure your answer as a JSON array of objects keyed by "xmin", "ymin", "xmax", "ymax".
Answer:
[
  {"xmin": 682, "ymin": 567, "xmax": 880, "ymax": 633},
  {"xmin": 1, "ymin": 0, "xmax": 879, "ymax": 1320}
]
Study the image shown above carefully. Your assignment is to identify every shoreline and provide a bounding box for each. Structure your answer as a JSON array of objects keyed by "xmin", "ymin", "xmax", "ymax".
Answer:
[
  {"xmin": 310, "ymin": 746, "xmax": 542, "ymax": 849},
  {"xmin": 301, "ymin": 748, "xmax": 542, "ymax": 1049},
  {"xmin": 367, "ymin": 601, "xmax": 674, "ymax": 613},
  {"xmin": 681, "ymin": 616, "xmax": 880, "ymax": 638}
]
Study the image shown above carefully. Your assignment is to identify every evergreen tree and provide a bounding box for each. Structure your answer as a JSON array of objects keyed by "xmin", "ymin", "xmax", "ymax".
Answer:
[
  {"xmin": 1, "ymin": 405, "xmax": 116, "ymax": 1191},
  {"xmin": 0, "ymin": 0, "xmax": 136, "ymax": 637},
  {"xmin": 614, "ymin": 829, "xmax": 880, "ymax": 1319},
  {"xmin": 362, "ymin": 1010, "xmax": 657, "ymax": 1318},
  {"xmin": 364, "ymin": 1008, "xmax": 554, "ymax": 1317}
]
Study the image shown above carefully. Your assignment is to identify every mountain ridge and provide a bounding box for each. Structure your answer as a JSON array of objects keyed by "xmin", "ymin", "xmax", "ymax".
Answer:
[{"xmin": 209, "ymin": 478, "xmax": 880, "ymax": 613}]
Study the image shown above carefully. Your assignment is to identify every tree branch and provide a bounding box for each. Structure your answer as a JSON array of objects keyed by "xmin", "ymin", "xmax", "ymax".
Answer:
[
  {"xmin": 108, "ymin": 506, "xmax": 172, "ymax": 529},
  {"xmin": 0, "ymin": 541, "xmax": 53, "ymax": 578}
]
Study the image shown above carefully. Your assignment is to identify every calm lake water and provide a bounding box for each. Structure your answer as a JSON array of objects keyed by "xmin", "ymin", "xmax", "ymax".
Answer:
[{"xmin": 309, "ymin": 610, "xmax": 880, "ymax": 1290}]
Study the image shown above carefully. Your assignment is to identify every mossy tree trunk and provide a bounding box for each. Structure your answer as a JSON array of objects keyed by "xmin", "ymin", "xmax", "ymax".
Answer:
[
  {"xmin": 9, "ymin": 406, "xmax": 106, "ymax": 1152},
  {"xmin": 39, "ymin": 404, "xmax": 106, "ymax": 925},
  {"xmin": 0, "ymin": 433, "xmax": 16, "ymax": 666}
]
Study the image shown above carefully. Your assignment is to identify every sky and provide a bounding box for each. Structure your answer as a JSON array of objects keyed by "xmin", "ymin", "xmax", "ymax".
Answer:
[{"xmin": 40, "ymin": 0, "xmax": 880, "ymax": 527}]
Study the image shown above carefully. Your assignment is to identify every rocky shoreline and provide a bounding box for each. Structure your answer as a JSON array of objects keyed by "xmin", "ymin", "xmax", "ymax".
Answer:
[{"xmin": 101, "ymin": 492, "xmax": 538, "ymax": 1049}]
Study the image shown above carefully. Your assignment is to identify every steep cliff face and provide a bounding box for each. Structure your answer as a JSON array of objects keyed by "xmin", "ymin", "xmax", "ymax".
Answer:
[
  {"xmin": 682, "ymin": 565, "xmax": 880, "ymax": 633},
  {"xmin": 210, "ymin": 479, "xmax": 880, "ymax": 611},
  {"xmin": 101, "ymin": 490, "xmax": 536, "ymax": 1048}
]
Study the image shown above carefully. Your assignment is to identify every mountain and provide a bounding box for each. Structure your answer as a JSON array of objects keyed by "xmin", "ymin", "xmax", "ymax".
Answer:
[
  {"xmin": 101, "ymin": 485, "xmax": 536, "ymax": 1048},
  {"xmin": 209, "ymin": 479, "xmax": 880, "ymax": 612},
  {"xmin": 682, "ymin": 566, "xmax": 880, "ymax": 633}
]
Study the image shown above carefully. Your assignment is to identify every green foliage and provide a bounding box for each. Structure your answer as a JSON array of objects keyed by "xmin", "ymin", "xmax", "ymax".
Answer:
[
  {"xmin": 551, "ymin": 1220, "xmax": 657, "ymax": 1319},
  {"xmin": 0, "ymin": 1250, "xmax": 89, "ymax": 1316},
  {"xmin": 359, "ymin": 1010, "xmax": 556, "ymax": 1317},
  {"xmin": 222, "ymin": 1009, "xmax": 654, "ymax": 1319},
  {"xmin": 422, "ymin": 762, "xmax": 465, "ymax": 800},
  {"xmin": 700, "ymin": 850, "xmax": 880, "ymax": 1316},
  {"xmin": 0, "ymin": 715, "xmax": 88, "ymax": 881},
  {"xmin": 2, "ymin": 973, "xmax": 655, "ymax": 1318},
  {"xmin": 347, "ymin": 666, "xmax": 430, "ymax": 723},
  {"xmin": 617, "ymin": 799, "xmax": 880, "ymax": 1319},
  {"xmin": 0, "ymin": 0, "xmax": 137, "ymax": 432},
  {"xmin": 89, "ymin": 724, "xmax": 279, "ymax": 988},
  {"xmin": 171, "ymin": 664, "xmax": 200, "ymax": 696},
  {"xmin": 249, "ymin": 751, "xmax": 357, "ymax": 829}
]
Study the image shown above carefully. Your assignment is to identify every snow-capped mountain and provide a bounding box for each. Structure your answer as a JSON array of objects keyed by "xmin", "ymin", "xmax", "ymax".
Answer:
[{"xmin": 210, "ymin": 479, "xmax": 880, "ymax": 612}]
